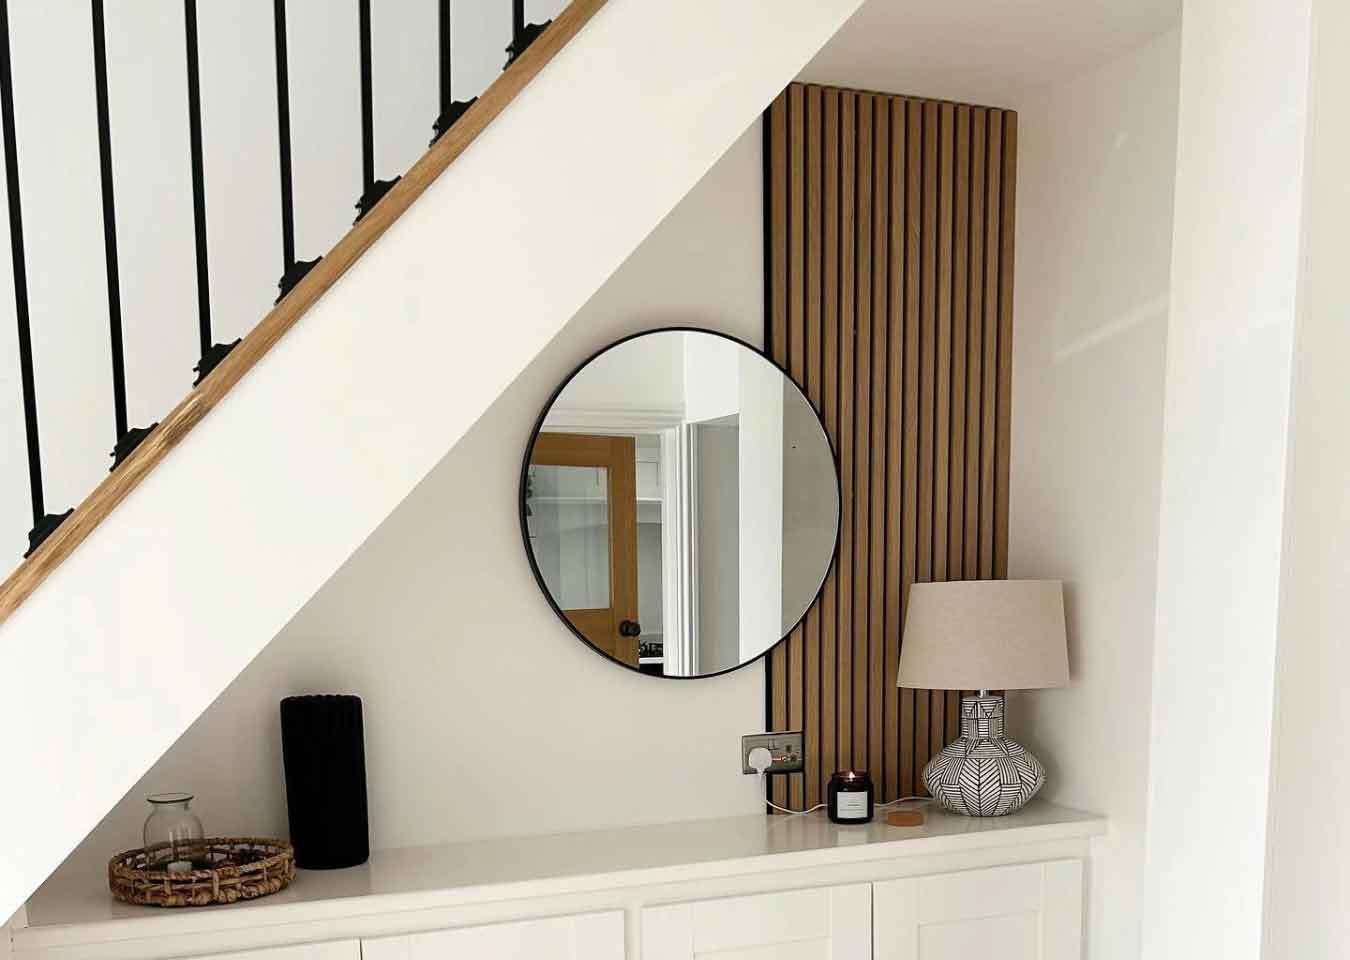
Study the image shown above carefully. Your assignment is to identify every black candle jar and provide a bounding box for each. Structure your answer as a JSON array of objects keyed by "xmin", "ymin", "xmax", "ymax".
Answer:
[{"xmin": 827, "ymin": 770, "xmax": 874, "ymax": 823}]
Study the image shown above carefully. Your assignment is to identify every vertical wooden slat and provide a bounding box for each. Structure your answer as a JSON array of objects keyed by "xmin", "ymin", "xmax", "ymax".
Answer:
[
  {"xmin": 787, "ymin": 83, "xmax": 806, "ymax": 810},
  {"xmin": 994, "ymin": 113, "xmax": 1017, "ymax": 579},
  {"xmin": 964, "ymin": 109, "xmax": 986, "ymax": 580},
  {"xmin": 836, "ymin": 91, "xmax": 856, "ymax": 770},
  {"xmin": 790, "ymin": 86, "xmax": 807, "ymax": 382},
  {"xmin": 884, "ymin": 98, "xmax": 905, "ymax": 804},
  {"xmin": 852, "ymin": 94, "xmax": 873, "ymax": 775},
  {"xmin": 764, "ymin": 84, "xmax": 1015, "ymax": 807},
  {"xmin": 932, "ymin": 103, "xmax": 954, "ymax": 748},
  {"xmin": 868, "ymin": 98, "xmax": 888, "ymax": 788},
  {"xmin": 900, "ymin": 98, "xmax": 922, "ymax": 797},
  {"xmin": 949, "ymin": 105, "xmax": 970, "ymax": 582},
  {"xmin": 820, "ymin": 88, "xmax": 840, "ymax": 788},
  {"xmin": 947, "ymin": 104, "xmax": 971, "ymax": 740},
  {"xmin": 914, "ymin": 100, "xmax": 938, "ymax": 778},
  {"xmin": 770, "ymin": 93, "xmax": 788, "ymax": 363},
  {"xmin": 980, "ymin": 111, "xmax": 1003, "ymax": 580},
  {"xmin": 934, "ymin": 103, "xmax": 953, "ymax": 585},
  {"xmin": 767, "ymin": 90, "xmax": 788, "ymax": 808},
  {"xmin": 803, "ymin": 85, "xmax": 823, "ymax": 807}
]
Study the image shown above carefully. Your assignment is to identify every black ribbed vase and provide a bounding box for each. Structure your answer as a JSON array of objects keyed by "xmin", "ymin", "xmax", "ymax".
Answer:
[{"xmin": 279, "ymin": 695, "xmax": 369, "ymax": 869}]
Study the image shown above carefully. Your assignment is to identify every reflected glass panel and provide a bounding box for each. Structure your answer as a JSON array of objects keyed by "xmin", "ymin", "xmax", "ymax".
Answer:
[{"xmin": 527, "ymin": 464, "xmax": 611, "ymax": 610}]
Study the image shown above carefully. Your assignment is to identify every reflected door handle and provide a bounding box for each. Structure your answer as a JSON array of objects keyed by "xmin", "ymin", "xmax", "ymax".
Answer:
[{"xmin": 619, "ymin": 620, "xmax": 642, "ymax": 638}]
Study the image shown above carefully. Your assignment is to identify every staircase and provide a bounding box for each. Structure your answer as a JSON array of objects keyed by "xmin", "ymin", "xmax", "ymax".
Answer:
[{"xmin": 0, "ymin": 0, "xmax": 865, "ymax": 923}]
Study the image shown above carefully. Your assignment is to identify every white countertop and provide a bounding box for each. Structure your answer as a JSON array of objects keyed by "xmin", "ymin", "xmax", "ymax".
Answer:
[{"xmin": 20, "ymin": 801, "xmax": 1105, "ymax": 951}]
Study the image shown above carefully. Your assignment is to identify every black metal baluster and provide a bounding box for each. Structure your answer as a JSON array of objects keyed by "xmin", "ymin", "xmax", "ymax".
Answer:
[
  {"xmin": 92, "ymin": 2, "xmax": 157, "ymax": 470},
  {"xmin": 185, "ymin": 1, "xmax": 238, "ymax": 385},
  {"xmin": 431, "ymin": 0, "xmax": 475, "ymax": 146},
  {"xmin": 0, "ymin": 0, "xmax": 69, "ymax": 555},
  {"xmin": 90, "ymin": 0, "xmax": 127, "ymax": 442},
  {"xmin": 273, "ymin": 0, "xmax": 317, "ymax": 301},
  {"xmin": 274, "ymin": 0, "xmax": 295, "ymax": 271},
  {"xmin": 358, "ymin": 0, "xmax": 373, "ymax": 195},
  {"xmin": 183, "ymin": 0, "xmax": 211, "ymax": 357},
  {"xmin": 353, "ymin": 0, "xmax": 398, "ymax": 223},
  {"xmin": 505, "ymin": 0, "xmax": 549, "ymax": 69},
  {"xmin": 438, "ymin": 0, "xmax": 450, "ymax": 117}
]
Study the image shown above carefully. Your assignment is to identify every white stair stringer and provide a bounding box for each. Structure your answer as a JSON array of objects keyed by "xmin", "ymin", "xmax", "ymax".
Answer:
[{"xmin": 0, "ymin": 0, "xmax": 864, "ymax": 920}]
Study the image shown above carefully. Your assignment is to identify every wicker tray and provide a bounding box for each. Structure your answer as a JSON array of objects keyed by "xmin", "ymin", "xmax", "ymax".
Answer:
[{"xmin": 109, "ymin": 837, "xmax": 295, "ymax": 907}]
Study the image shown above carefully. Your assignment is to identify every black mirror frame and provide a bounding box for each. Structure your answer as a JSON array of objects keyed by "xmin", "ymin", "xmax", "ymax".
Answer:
[{"xmin": 519, "ymin": 327, "xmax": 842, "ymax": 680}]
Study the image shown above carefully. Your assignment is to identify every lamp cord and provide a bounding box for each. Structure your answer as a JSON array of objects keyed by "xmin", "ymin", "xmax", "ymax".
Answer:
[{"xmin": 759, "ymin": 773, "xmax": 929, "ymax": 816}]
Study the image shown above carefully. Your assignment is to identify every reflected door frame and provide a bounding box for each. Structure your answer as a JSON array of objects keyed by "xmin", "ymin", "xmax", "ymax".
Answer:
[{"xmin": 540, "ymin": 409, "xmax": 695, "ymax": 675}]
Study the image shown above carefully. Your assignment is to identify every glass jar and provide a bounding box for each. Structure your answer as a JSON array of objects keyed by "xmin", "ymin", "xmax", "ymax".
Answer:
[
  {"xmin": 143, "ymin": 793, "xmax": 206, "ymax": 872},
  {"xmin": 827, "ymin": 770, "xmax": 874, "ymax": 824}
]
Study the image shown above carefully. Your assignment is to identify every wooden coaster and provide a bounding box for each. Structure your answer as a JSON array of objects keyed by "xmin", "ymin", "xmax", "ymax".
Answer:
[{"xmin": 886, "ymin": 809, "xmax": 926, "ymax": 828}]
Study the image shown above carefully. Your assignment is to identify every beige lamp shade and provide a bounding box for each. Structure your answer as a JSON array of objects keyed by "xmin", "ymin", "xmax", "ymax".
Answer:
[{"xmin": 897, "ymin": 579, "xmax": 1069, "ymax": 691}]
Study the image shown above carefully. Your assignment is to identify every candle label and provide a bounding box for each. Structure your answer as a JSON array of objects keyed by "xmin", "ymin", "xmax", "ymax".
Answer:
[{"xmin": 835, "ymin": 792, "xmax": 869, "ymax": 820}]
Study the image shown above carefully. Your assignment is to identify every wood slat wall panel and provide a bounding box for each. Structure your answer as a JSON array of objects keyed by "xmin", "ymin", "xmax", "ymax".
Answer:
[
  {"xmin": 765, "ymin": 84, "xmax": 1016, "ymax": 807},
  {"xmin": 804, "ymin": 85, "xmax": 823, "ymax": 809},
  {"xmin": 868, "ymin": 98, "xmax": 888, "ymax": 794},
  {"xmin": 852, "ymin": 93, "xmax": 872, "ymax": 786},
  {"xmin": 820, "ymin": 87, "xmax": 840, "ymax": 806},
  {"xmin": 787, "ymin": 83, "xmax": 807, "ymax": 812},
  {"xmin": 883, "ymin": 97, "xmax": 905, "ymax": 805}
]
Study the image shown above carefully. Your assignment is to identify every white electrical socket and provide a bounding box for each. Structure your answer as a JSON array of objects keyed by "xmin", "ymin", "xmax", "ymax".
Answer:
[{"xmin": 741, "ymin": 731, "xmax": 805, "ymax": 775}]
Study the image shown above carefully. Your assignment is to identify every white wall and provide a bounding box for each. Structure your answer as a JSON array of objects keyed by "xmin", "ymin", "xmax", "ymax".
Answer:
[
  {"xmin": 1007, "ymin": 29, "xmax": 1179, "ymax": 960},
  {"xmin": 1140, "ymin": 0, "xmax": 1312, "ymax": 955},
  {"xmin": 39, "ymin": 124, "xmax": 769, "ymax": 888},
  {"xmin": 1261, "ymin": 0, "xmax": 1350, "ymax": 954}
]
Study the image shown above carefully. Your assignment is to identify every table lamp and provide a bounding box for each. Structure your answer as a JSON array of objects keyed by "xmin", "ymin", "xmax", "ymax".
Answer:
[{"xmin": 897, "ymin": 579, "xmax": 1069, "ymax": 816}]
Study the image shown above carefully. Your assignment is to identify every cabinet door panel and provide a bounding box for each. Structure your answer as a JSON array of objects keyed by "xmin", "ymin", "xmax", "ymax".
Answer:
[
  {"xmin": 704, "ymin": 941, "xmax": 831, "ymax": 960},
  {"xmin": 642, "ymin": 883, "xmax": 870, "ymax": 960},
  {"xmin": 874, "ymin": 860, "xmax": 1083, "ymax": 960},
  {"xmin": 183, "ymin": 944, "xmax": 359, "ymax": 960},
  {"xmin": 920, "ymin": 914, "xmax": 1039, "ymax": 959},
  {"xmin": 362, "ymin": 911, "xmax": 623, "ymax": 960}
]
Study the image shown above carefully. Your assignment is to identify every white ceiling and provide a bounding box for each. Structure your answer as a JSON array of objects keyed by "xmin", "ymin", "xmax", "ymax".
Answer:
[{"xmin": 799, "ymin": 0, "xmax": 1180, "ymax": 108}]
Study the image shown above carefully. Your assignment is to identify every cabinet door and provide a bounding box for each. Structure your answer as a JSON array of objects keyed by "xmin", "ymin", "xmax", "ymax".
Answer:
[
  {"xmin": 183, "ymin": 944, "xmax": 359, "ymax": 960},
  {"xmin": 642, "ymin": 883, "xmax": 871, "ymax": 960},
  {"xmin": 873, "ymin": 860, "xmax": 1083, "ymax": 960},
  {"xmin": 362, "ymin": 911, "xmax": 624, "ymax": 960}
]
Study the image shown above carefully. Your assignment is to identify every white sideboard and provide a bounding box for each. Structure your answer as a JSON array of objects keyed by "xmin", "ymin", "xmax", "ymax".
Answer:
[{"xmin": 10, "ymin": 802, "xmax": 1104, "ymax": 960}]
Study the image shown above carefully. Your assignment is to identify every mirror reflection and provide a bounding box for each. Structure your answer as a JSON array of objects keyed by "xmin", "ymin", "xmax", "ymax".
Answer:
[{"xmin": 523, "ymin": 330, "xmax": 840, "ymax": 678}]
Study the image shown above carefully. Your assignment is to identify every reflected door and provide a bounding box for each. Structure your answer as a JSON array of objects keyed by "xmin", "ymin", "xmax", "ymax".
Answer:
[{"xmin": 528, "ymin": 433, "xmax": 639, "ymax": 666}]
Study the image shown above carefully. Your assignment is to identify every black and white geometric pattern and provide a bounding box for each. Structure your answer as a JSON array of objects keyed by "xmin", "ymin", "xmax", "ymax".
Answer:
[{"xmin": 921, "ymin": 694, "xmax": 1045, "ymax": 817}]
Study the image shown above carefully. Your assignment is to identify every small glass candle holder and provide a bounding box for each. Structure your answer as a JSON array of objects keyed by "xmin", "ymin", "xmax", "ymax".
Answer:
[
  {"xmin": 143, "ymin": 793, "xmax": 206, "ymax": 873},
  {"xmin": 827, "ymin": 770, "xmax": 874, "ymax": 824}
]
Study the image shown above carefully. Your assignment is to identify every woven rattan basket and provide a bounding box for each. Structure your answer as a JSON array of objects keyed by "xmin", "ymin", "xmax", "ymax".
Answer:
[{"xmin": 108, "ymin": 837, "xmax": 295, "ymax": 907}]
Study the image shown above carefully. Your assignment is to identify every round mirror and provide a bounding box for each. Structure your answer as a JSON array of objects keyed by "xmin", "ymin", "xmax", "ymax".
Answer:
[{"xmin": 520, "ymin": 329, "xmax": 840, "ymax": 678}]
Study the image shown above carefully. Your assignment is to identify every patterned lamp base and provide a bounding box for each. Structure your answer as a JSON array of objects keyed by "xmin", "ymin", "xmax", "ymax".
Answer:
[{"xmin": 922, "ymin": 693, "xmax": 1045, "ymax": 817}]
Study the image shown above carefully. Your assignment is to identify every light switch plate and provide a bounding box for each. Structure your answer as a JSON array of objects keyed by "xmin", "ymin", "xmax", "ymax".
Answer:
[{"xmin": 741, "ymin": 731, "xmax": 805, "ymax": 775}]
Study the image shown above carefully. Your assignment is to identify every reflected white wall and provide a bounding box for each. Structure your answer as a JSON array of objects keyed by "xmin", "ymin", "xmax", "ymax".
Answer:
[{"xmin": 737, "ymin": 352, "xmax": 784, "ymax": 661}]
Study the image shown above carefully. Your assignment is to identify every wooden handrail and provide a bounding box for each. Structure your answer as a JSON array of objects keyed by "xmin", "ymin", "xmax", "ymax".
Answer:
[{"xmin": 0, "ymin": 0, "xmax": 608, "ymax": 625}]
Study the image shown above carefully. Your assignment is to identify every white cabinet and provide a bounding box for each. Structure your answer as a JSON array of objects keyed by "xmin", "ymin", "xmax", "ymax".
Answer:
[
  {"xmin": 19, "ymin": 807, "xmax": 1103, "ymax": 960},
  {"xmin": 182, "ymin": 944, "xmax": 359, "ymax": 960},
  {"xmin": 361, "ymin": 911, "xmax": 624, "ymax": 960},
  {"xmin": 642, "ymin": 883, "xmax": 871, "ymax": 960},
  {"xmin": 873, "ymin": 861, "xmax": 1083, "ymax": 960}
]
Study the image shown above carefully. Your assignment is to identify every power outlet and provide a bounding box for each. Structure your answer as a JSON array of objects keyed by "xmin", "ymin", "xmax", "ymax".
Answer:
[{"xmin": 741, "ymin": 731, "xmax": 805, "ymax": 775}]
